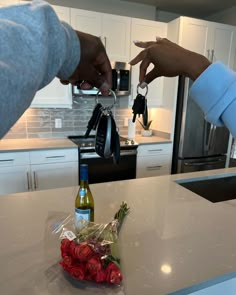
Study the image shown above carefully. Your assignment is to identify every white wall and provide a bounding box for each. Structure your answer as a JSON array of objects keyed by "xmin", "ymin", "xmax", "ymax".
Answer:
[
  {"xmin": 48, "ymin": 0, "xmax": 156, "ymax": 20},
  {"xmin": 207, "ymin": 6, "xmax": 236, "ymax": 25}
]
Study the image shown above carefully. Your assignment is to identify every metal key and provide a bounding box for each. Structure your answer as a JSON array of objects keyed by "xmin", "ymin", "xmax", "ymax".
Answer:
[{"xmin": 84, "ymin": 103, "xmax": 103, "ymax": 138}]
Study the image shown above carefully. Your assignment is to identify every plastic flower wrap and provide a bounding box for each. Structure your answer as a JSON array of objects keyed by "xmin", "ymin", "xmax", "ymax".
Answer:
[{"xmin": 54, "ymin": 202, "xmax": 129, "ymax": 286}]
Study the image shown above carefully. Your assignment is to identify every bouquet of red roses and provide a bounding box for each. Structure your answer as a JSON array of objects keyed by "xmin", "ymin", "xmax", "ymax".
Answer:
[{"xmin": 58, "ymin": 202, "xmax": 129, "ymax": 285}]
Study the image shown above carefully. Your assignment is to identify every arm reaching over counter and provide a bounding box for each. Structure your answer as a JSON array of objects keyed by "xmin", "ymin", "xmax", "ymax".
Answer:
[
  {"xmin": 130, "ymin": 38, "xmax": 236, "ymax": 138},
  {"xmin": 0, "ymin": 0, "xmax": 112, "ymax": 139}
]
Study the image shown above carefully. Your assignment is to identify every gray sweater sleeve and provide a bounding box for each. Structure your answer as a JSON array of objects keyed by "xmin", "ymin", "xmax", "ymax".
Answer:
[{"xmin": 0, "ymin": 0, "xmax": 80, "ymax": 138}]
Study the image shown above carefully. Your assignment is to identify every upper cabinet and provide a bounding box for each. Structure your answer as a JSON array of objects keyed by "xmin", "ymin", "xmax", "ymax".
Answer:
[
  {"xmin": 130, "ymin": 18, "xmax": 167, "ymax": 107},
  {"xmin": 169, "ymin": 17, "xmax": 236, "ymax": 68},
  {"xmin": 31, "ymin": 5, "xmax": 73, "ymax": 108},
  {"xmin": 70, "ymin": 9, "xmax": 131, "ymax": 62}
]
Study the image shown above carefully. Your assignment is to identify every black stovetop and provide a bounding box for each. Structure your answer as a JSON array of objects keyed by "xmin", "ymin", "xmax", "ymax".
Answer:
[{"xmin": 68, "ymin": 135, "xmax": 138, "ymax": 150}]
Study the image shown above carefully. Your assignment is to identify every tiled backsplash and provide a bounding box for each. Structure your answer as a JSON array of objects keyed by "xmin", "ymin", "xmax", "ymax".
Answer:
[{"xmin": 3, "ymin": 97, "xmax": 142, "ymax": 139}]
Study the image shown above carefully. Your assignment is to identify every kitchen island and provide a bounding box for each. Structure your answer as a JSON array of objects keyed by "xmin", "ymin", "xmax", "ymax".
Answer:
[{"xmin": 1, "ymin": 168, "xmax": 236, "ymax": 294}]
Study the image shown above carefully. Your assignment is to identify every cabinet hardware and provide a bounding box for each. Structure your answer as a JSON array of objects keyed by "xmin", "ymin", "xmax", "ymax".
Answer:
[
  {"xmin": 27, "ymin": 172, "xmax": 31, "ymax": 191},
  {"xmin": 147, "ymin": 165, "xmax": 162, "ymax": 170},
  {"xmin": 211, "ymin": 49, "xmax": 215, "ymax": 62},
  {"xmin": 46, "ymin": 155, "xmax": 65, "ymax": 159},
  {"xmin": 148, "ymin": 149, "xmax": 163, "ymax": 152},
  {"xmin": 207, "ymin": 49, "xmax": 210, "ymax": 60},
  {"xmin": 33, "ymin": 171, "xmax": 38, "ymax": 190},
  {"xmin": 0, "ymin": 159, "xmax": 14, "ymax": 162}
]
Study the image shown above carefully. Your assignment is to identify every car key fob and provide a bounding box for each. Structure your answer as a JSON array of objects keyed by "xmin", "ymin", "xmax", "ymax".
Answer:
[
  {"xmin": 113, "ymin": 129, "xmax": 120, "ymax": 165},
  {"xmin": 132, "ymin": 93, "xmax": 146, "ymax": 123},
  {"xmin": 95, "ymin": 112, "xmax": 113, "ymax": 158},
  {"xmin": 84, "ymin": 103, "xmax": 103, "ymax": 138}
]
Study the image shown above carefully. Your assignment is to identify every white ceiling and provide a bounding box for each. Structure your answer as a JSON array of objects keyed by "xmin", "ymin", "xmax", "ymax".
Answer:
[{"xmin": 122, "ymin": 0, "xmax": 236, "ymax": 18}]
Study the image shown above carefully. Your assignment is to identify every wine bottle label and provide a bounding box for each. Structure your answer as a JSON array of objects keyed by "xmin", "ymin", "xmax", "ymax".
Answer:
[{"xmin": 75, "ymin": 208, "xmax": 91, "ymax": 230}]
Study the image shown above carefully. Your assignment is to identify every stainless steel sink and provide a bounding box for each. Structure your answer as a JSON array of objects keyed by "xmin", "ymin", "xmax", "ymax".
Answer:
[{"xmin": 176, "ymin": 174, "xmax": 236, "ymax": 202}]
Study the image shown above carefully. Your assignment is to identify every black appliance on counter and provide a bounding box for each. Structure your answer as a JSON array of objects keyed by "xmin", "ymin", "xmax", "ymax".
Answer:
[
  {"xmin": 72, "ymin": 62, "xmax": 131, "ymax": 97},
  {"xmin": 68, "ymin": 135, "xmax": 138, "ymax": 184},
  {"xmin": 172, "ymin": 76, "xmax": 230, "ymax": 174}
]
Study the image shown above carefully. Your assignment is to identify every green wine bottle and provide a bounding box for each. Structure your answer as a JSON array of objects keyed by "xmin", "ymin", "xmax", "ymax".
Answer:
[{"xmin": 75, "ymin": 164, "xmax": 94, "ymax": 230}]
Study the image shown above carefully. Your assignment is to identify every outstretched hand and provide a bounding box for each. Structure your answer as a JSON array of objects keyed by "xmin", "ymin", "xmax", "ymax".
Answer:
[
  {"xmin": 129, "ymin": 38, "xmax": 211, "ymax": 83},
  {"xmin": 60, "ymin": 31, "xmax": 112, "ymax": 96}
]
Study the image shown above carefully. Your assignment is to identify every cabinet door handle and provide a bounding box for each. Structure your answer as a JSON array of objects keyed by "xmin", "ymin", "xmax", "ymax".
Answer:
[
  {"xmin": 147, "ymin": 165, "xmax": 162, "ymax": 170},
  {"xmin": 0, "ymin": 159, "xmax": 14, "ymax": 163},
  {"xmin": 211, "ymin": 49, "xmax": 215, "ymax": 62},
  {"xmin": 148, "ymin": 149, "xmax": 163, "ymax": 152},
  {"xmin": 207, "ymin": 49, "xmax": 210, "ymax": 60},
  {"xmin": 27, "ymin": 172, "xmax": 31, "ymax": 191},
  {"xmin": 33, "ymin": 171, "xmax": 38, "ymax": 190},
  {"xmin": 46, "ymin": 155, "xmax": 65, "ymax": 159}
]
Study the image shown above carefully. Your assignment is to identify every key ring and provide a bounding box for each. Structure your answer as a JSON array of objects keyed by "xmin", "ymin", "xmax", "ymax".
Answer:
[
  {"xmin": 96, "ymin": 89, "xmax": 117, "ymax": 109},
  {"xmin": 137, "ymin": 82, "xmax": 148, "ymax": 97}
]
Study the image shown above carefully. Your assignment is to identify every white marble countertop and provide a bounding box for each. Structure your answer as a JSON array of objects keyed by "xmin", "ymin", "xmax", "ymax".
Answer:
[
  {"xmin": 0, "ymin": 136, "xmax": 171, "ymax": 152},
  {"xmin": 1, "ymin": 167, "xmax": 236, "ymax": 294},
  {"xmin": 0, "ymin": 138, "xmax": 77, "ymax": 152}
]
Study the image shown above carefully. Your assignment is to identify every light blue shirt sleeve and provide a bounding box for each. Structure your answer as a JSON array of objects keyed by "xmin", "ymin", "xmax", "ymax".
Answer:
[
  {"xmin": 190, "ymin": 62, "xmax": 236, "ymax": 138},
  {"xmin": 0, "ymin": 0, "xmax": 80, "ymax": 139}
]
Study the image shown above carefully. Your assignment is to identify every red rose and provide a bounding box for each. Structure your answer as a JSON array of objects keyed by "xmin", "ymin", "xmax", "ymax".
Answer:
[
  {"xmin": 69, "ymin": 240, "xmax": 76, "ymax": 258},
  {"xmin": 69, "ymin": 265, "xmax": 85, "ymax": 280},
  {"xmin": 60, "ymin": 238, "xmax": 71, "ymax": 257},
  {"xmin": 106, "ymin": 262, "xmax": 123, "ymax": 285},
  {"xmin": 86, "ymin": 256, "xmax": 102, "ymax": 275},
  {"xmin": 95, "ymin": 269, "xmax": 106, "ymax": 283},
  {"xmin": 63, "ymin": 255, "xmax": 73, "ymax": 268},
  {"xmin": 74, "ymin": 242, "xmax": 94, "ymax": 262}
]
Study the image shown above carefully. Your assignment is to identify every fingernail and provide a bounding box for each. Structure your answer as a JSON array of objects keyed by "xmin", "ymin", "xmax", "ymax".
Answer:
[
  {"xmin": 156, "ymin": 36, "xmax": 162, "ymax": 41},
  {"xmin": 140, "ymin": 82, "xmax": 147, "ymax": 89},
  {"xmin": 133, "ymin": 40, "xmax": 140, "ymax": 44},
  {"xmin": 100, "ymin": 81, "xmax": 110, "ymax": 91}
]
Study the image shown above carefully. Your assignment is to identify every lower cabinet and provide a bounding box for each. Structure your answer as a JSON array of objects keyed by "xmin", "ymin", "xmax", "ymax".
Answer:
[
  {"xmin": 0, "ymin": 165, "xmax": 30, "ymax": 195},
  {"xmin": 0, "ymin": 148, "xmax": 78, "ymax": 196},
  {"xmin": 136, "ymin": 143, "xmax": 172, "ymax": 178},
  {"xmin": 30, "ymin": 162, "xmax": 77, "ymax": 191}
]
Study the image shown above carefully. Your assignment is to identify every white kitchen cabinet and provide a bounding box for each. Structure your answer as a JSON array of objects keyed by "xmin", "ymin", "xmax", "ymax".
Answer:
[
  {"xmin": 0, "ymin": 148, "xmax": 78, "ymax": 196},
  {"xmin": 0, "ymin": 152, "xmax": 30, "ymax": 195},
  {"xmin": 70, "ymin": 8, "xmax": 131, "ymax": 62},
  {"xmin": 30, "ymin": 162, "xmax": 77, "ymax": 191},
  {"xmin": 130, "ymin": 18, "xmax": 167, "ymax": 107},
  {"xmin": 30, "ymin": 5, "xmax": 73, "ymax": 108},
  {"xmin": 29, "ymin": 148, "xmax": 78, "ymax": 191},
  {"xmin": 169, "ymin": 17, "xmax": 236, "ymax": 68},
  {"xmin": 136, "ymin": 143, "xmax": 172, "ymax": 178}
]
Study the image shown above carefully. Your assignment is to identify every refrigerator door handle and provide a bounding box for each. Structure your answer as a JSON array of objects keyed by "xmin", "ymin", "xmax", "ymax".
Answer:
[
  {"xmin": 184, "ymin": 158, "xmax": 225, "ymax": 167},
  {"xmin": 207, "ymin": 124, "xmax": 216, "ymax": 153}
]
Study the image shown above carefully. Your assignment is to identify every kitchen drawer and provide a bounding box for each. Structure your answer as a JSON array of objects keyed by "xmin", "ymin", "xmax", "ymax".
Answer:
[
  {"xmin": 0, "ymin": 152, "xmax": 30, "ymax": 166},
  {"xmin": 137, "ymin": 143, "xmax": 172, "ymax": 156},
  {"xmin": 30, "ymin": 148, "xmax": 78, "ymax": 164},
  {"xmin": 136, "ymin": 154, "xmax": 171, "ymax": 178}
]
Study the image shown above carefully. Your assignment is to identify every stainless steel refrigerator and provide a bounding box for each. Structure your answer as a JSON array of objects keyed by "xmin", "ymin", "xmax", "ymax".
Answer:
[{"xmin": 171, "ymin": 76, "xmax": 229, "ymax": 174}]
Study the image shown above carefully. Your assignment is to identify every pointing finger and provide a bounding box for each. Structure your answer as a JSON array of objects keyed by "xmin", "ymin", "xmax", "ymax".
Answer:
[
  {"xmin": 133, "ymin": 40, "xmax": 157, "ymax": 49},
  {"xmin": 129, "ymin": 50, "xmax": 146, "ymax": 65},
  {"xmin": 143, "ymin": 68, "xmax": 160, "ymax": 84},
  {"xmin": 139, "ymin": 56, "xmax": 151, "ymax": 82}
]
